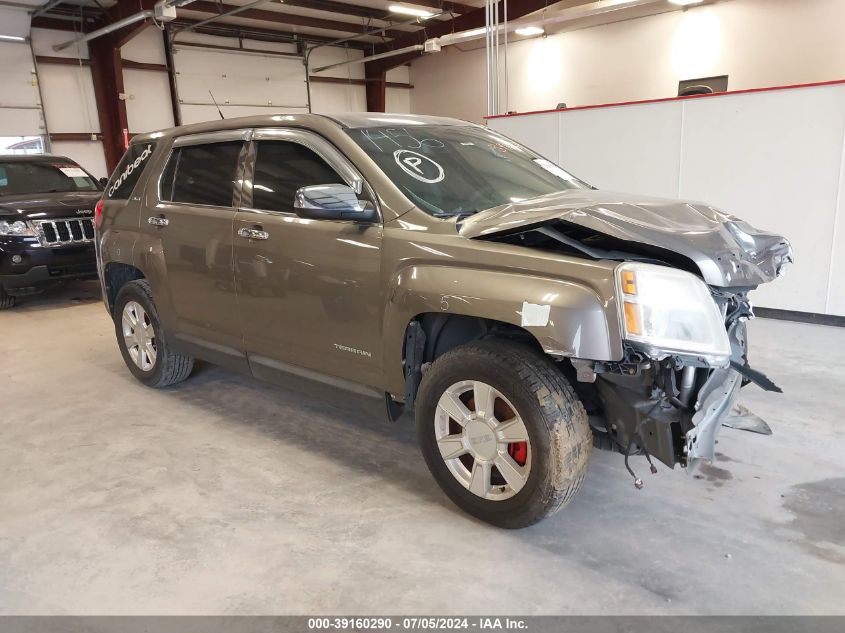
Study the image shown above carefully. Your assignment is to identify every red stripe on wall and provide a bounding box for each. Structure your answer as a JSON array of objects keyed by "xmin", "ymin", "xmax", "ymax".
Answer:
[{"xmin": 484, "ymin": 78, "xmax": 845, "ymax": 120}]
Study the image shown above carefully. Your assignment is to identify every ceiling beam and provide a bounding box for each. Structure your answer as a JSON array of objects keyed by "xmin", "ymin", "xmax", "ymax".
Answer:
[
  {"xmin": 185, "ymin": 1, "xmax": 410, "ymax": 40},
  {"xmin": 30, "ymin": 0, "xmax": 64, "ymax": 18},
  {"xmin": 174, "ymin": 0, "xmax": 277, "ymax": 34},
  {"xmin": 275, "ymin": 0, "xmax": 478, "ymax": 19},
  {"xmin": 170, "ymin": 18, "xmax": 371, "ymax": 47},
  {"xmin": 406, "ymin": 0, "xmax": 478, "ymax": 15},
  {"xmin": 31, "ymin": 13, "xmax": 103, "ymax": 33},
  {"xmin": 279, "ymin": 0, "xmax": 404, "ymax": 21},
  {"xmin": 309, "ymin": 75, "xmax": 412, "ymax": 89}
]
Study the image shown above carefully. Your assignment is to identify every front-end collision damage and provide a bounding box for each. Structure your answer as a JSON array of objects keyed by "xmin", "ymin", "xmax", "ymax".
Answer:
[
  {"xmin": 459, "ymin": 189, "xmax": 794, "ymax": 288},
  {"xmin": 570, "ymin": 289, "xmax": 782, "ymax": 482},
  {"xmin": 461, "ymin": 190, "xmax": 791, "ymax": 483}
]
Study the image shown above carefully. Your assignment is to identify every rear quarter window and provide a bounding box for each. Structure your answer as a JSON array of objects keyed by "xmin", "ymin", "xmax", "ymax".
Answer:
[{"xmin": 105, "ymin": 142, "xmax": 157, "ymax": 199}]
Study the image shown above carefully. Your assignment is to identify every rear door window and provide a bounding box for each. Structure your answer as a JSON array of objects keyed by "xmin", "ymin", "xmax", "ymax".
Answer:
[
  {"xmin": 105, "ymin": 143, "xmax": 156, "ymax": 199},
  {"xmin": 160, "ymin": 141, "xmax": 243, "ymax": 207}
]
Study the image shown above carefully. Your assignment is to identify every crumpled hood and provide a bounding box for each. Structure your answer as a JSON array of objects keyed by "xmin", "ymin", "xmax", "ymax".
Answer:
[
  {"xmin": 0, "ymin": 191, "xmax": 100, "ymax": 222},
  {"xmin": 458, "ymin": 189, "xmax": 793, "ymax": 287}
]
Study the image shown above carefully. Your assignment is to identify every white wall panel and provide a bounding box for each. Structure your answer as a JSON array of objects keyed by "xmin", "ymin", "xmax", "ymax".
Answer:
[
  {"xmin": 679, "ymin": 86, "xmax": 845, "ymax": 313},
  {"xmin": 308, "ymin": 47, "xmax": 365, "ymax": 113},
  {"xmin": 51, "ymin": 141, "xmax": 108, "ymax": 179},
  {"xmin": 385, "ymin": 65, "xmax": 411, "ymax": 114},
  {"xmin": 0, "ymin": 42, "xmax": 39, "ymax": 107},
  {"xmin": 411, "ymin": 0, "xmax": 845, "ymax": 124},
  {"xmin": 494, "ymin": 111, "xmax": 560, "ymax": 164},
  {"xmin": 560, "ymin": 103, "xmax": 683, "ymax": 199},
  {"xmin": 385, "ymin": 88, "xmax": 410, "ymax": 114},
  {"xmin": 0, "ymin": 7, "xmax": 30, "ymax": 38},
  {"xmin": 121, "ymin": 26, "xmax": 167, "ymax": 65},
  {"xmin": 30, "ymin": 27, "xmax": 89, "ymax": 59},
  {"xmin": 123, "ymin": 69, "xmax": 174, "ymax": 133},
  {"xmin": 0, "ymin": 109, "xmax": 43, "ymax": 137},
  {"xmin": 386, "ymin": 66, "xmax": 409, "ymax": 83},
  {"xmin": 489, "ymin": 83, "xmax": 845, "ymax": 316},
  {"xmin": 30, "ymin": 28, "xmax": 106, "ymax": 174},
  {"xmin": 309, "ymin": 47, "xmax": 364, "ymax": 80},
  {"xmin": 310, "ymin": 82, "xmax": 366, "ymax": 114},
  {"xmin": 38, "ymin": 64, "xmax": 100, "ymax": 133},
  {"xmin": 0, "ymin": 41, "xmax": 43, "ymax": 136}
]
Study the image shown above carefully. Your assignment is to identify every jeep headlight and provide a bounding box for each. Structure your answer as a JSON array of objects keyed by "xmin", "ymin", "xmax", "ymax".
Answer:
[
  {"xmin": 0, "ymin": 219, "xmax": 35, "ymax": 237},
  {"xmin": 616, "ymin": 262, "xmax": 730, "ymax": 365}
]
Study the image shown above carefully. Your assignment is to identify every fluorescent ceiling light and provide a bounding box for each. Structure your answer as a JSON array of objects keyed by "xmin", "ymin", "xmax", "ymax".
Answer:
[
  {"xmin": 668, "ymin": 0, "xmax": 704, "ymax": 5},
  {"xmin": 0, "ymin": 35, "xmax": 26, "ymax": 42},
  {"xmin": 389, "ymin": 4, "xmax": 434, "ymax": 18},
  {"xmin": 515, "ymin": 26, "xmax": 545, "ymax": 36},
  {"xmin": 459, "ymin": 27, "xmax": 489, "ymax": 38}
]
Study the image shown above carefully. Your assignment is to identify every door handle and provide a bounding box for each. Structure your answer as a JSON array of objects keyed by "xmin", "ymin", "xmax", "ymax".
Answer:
[
  {"xmin": 148, "ymin": 216, "xmax": 169, "ymax": 227},
  {"xmin": 237, "ymin": 227, "xmax": 269, "ymax": 240}
]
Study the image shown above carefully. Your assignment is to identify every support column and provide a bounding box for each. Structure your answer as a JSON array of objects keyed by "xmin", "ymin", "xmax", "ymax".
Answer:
[
  {"xmin": 365, "ymin": 62, "xmax": 386, "ymax": 113},
  {"xmin": 88, "ymin": 37, "xmax": 127, "ymax": 170},
  {"xmin": 163, "ymin": 26, "xmax": 182, "ymax": 126}
]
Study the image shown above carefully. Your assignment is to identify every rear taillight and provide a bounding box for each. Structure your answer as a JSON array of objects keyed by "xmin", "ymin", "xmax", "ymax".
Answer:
[{"xmin": 94, "ymin": 198, "xmax": 104, "ymax": 229}]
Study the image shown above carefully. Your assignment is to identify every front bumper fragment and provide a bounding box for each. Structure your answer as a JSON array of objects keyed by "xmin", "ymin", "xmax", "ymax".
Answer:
[{"xmin": 685, "ymin": 367, "xmax": 742, "ymax": 465}]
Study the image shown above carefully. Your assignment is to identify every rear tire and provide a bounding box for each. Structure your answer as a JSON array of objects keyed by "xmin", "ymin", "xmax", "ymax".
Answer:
[
  {"xmin": 416, "ymin": 339, "xmax": 592, "ymax": 528},
  {"xmin": 0, "ymin": 287, "xmax": 15, "ymax": 310},
  {"xmin": 114, "ymin": 280, "xmax": 194, "ymax": 388}
]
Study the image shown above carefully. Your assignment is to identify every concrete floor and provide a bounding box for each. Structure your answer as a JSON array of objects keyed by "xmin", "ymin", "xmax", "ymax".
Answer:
[{"xmin": 0, "ymin": 280, "xmax": 843, "ymax": 615}]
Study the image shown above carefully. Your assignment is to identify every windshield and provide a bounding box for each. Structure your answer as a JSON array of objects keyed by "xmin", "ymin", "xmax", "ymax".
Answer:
[
  {"xmin": 346, "ymin": 124, "xmax": 589, "ymax": 217},
  {"xmin": 0, "ymin": 160, "xmax": 99, "ymax": 197}
]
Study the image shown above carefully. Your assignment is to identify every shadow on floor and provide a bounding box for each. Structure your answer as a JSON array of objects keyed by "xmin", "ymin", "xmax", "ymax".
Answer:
[{"xmin": 8, "ymin": 279, "xmax": 101, "ymax": 313}]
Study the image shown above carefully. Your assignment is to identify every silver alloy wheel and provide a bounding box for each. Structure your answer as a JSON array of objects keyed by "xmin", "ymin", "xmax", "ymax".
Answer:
[
  {"xmin": 434, "ymin": 380, "xmax": 532, "ymax": 501},
  {"xmin": 122, "ymin": 301, "xmax": 157, "ymax": 371}
]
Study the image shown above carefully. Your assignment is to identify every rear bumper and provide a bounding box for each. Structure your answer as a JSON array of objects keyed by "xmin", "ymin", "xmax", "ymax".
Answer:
[{"xmin": 0, "ymin": 238, "xmax": 97, "ymax": 294}]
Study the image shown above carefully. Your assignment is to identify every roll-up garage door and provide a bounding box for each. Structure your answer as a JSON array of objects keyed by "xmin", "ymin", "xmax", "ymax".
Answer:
[
  {"xmin": 171, "ymin": 37, "xmax": 308, "ymax": 124},
  {"xmin": 0, "ymin": 8, "xmax": 45, "ymax": 152}
]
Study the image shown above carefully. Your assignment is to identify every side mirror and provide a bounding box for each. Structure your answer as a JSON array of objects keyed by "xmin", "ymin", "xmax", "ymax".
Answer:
[
  {"xmin": 293, "ymin": 184, "xmax": 377, "ymax": 222},
  {"xmin": 98, "ymin": 177, "xmax": 108, "ymax": 188}
]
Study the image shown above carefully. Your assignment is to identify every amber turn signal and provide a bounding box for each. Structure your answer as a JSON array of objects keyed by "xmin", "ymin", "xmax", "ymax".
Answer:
[
  {"xmin": 621, "ymin": 269, "xmax": 637, "ymax": 295},
  {"xmin": 623, "ymin": 301, "xmax": 642, "ymax": 335}
]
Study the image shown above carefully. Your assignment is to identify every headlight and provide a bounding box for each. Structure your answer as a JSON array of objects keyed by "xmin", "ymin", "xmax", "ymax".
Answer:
[
  {"xmin": 616, "ymin": 262, "xmax": 730, "ymax": 364},
  {"xmin": 0, "ymin": 219, "xmax": 36, "ymax": 237}
]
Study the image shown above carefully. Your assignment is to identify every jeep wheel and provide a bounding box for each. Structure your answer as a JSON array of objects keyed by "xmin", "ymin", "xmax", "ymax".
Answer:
[
  {"xmin": 0, "ymin": 287, "xmax": 15, "ymax": 310},
  {"xmin": 416, "ymin": 340, "xmax": 592, "ymax": 528},
  {"xmin": 114, "ymin": 280, "xmax": 194, "ymax": 388}
]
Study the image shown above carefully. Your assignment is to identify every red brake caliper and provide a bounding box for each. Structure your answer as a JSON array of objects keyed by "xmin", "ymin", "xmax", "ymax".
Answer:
[{"xmin": 508, "ymin": 442, "xmax": 528, "ymax": 466}]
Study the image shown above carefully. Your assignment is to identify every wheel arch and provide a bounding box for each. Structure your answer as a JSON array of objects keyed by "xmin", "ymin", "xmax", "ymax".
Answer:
[
  {"xmin": 103, "ymin": 262, "xmax": 145, "ymax": 314},
  {"xmin": 382, "ymin": 264, "xmax": 622, "ymax": 402},
  {"xmin": 416, "ymin": 312, "xmax": 542, "ymax": 363}
]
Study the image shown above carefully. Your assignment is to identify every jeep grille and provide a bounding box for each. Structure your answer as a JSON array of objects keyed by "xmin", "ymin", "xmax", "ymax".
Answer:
[{"xmin": 33, "ymin": 218, "xmax": 95, "ymax": 247}]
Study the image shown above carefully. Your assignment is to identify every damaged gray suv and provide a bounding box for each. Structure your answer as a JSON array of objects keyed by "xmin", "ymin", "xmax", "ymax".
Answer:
[{"xmin": 97, "ymin": 113, "xmax": 792, "ymax": 528}]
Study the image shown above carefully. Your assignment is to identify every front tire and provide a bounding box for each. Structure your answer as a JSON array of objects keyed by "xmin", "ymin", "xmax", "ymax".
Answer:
[
  {"xmin": 114, "ymin": 280, "xmax": 194, "ymax": 388},
  {"xmin": 0, "ymin": 287, "xmax": 15, "ymax": 310},
  {"xmin": 416, "ymin": 340, "xmax": 592, "ymax": 528}
]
